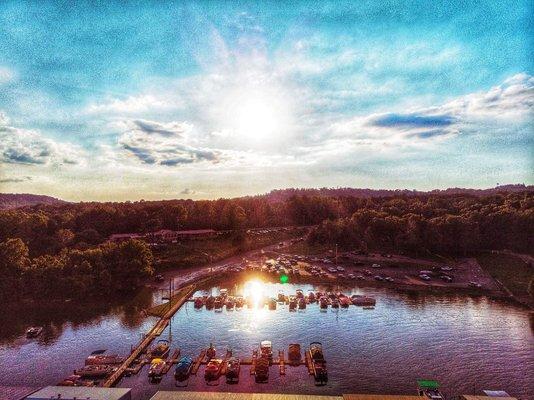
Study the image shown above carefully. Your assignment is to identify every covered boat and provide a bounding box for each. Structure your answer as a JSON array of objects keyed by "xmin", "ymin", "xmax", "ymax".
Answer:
[
  {"xmin": 340, "ymin": 297, "xmax": 351, "ymax": 308},
  {"xmin": 331, "ymin": 298, "xmax": 339, "ymax": 308},
  {"xmin": 298, "ymin": 298, "xmax": 306, "ymax": 309},
  {"xmin": 75, "ymin": 364, "xmax": 114, "ymax": 378},
  {"xmin": 417, "ymin": 379, "xmax": 445, "ymax": 400},
  {"xmin": 260, "ymin": 340, "xmax": 273, "ymax": 361},
  {"xmin": 205, "ymin": 296, "xmax": 215, "ymax": 310},
  {"xmin": 150, "ymin": 339, "xmax": 170, "ymax": 359},
  {"xmin": 226, "ymin": 298, "xmax": 235, "ymax": 310},
  {"xmin": 289, "ymin": 297, "xmax": 297, "ymax": 311},
  {"xmin": 309, "ymin": 342, "xmax": 328, "ymax": 385},
  {"xmin": 255, "ymin": 357, "xmax": 269, "ymax": 382},
  {"xmin": 148, "ymin": 358, "xmax": 166, "ymax": 380},
  {"xmin": 204, "ymin": 359, "xmax": 222, "ymax": 381},
  {"xmin": 308, "ymin": 292, "xmax": 316, "ymax": 303},
  {"xmin": 351, "ymin": 295, "xmax": 376, "ymax": 306},
  {"xmin": 194, "ymin": 297, "xmax": 204, "ymax": 309},
  {"xmin": 26, "ymin": 326, "xmax": 43, "ymax": 338},
  {"xmin": 288, "ymin": 343, "xmax": 301, "ymax": 365},
  {"xmin": 319, "ymin": 297, "xmax": 328, "ymax": 309},
  {"xmin": 85, "ymin": 353, "xmax": 124, "ymax": 365},
  {"xmin": 225, "ymin": 357, "xmax": 240, "ymax": 383},
  {"xmin": 174, "ymin": 356, "xmax": 193, "ymax": 381}
]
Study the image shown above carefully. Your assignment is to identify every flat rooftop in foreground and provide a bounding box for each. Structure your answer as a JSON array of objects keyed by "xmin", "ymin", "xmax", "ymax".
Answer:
[
  {"xmin": 24, "ymin": 386, "xmax": 131, "ymax": 400},
  {"xmin": 149, "ymin": 393, "xmax": 343, "ymax": 400},
  {"xmin": 148, "ymin": 393, "xmax": 428, "ymax": 400}
]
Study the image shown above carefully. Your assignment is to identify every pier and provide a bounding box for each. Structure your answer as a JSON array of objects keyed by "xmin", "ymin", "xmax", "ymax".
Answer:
[{"xmin": 102, "ymin": 284, "xmax": 197, "ymax": 387}]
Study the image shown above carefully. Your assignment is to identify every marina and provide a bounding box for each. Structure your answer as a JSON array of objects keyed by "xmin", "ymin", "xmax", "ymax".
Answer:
[{"xmin": 0, "ymin": 279, "xmax": 532, "ymax": 400}]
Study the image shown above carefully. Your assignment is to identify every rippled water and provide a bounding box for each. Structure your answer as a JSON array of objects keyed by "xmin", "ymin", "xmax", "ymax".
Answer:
[{"xmin": 1, "ymin": 280, "xmax": 532, "ymax": 400}]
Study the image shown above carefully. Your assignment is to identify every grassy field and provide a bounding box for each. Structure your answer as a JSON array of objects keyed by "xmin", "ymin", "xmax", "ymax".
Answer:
[{"xmin": 477, "ymin": 253, "xmax": 533, "ymax": 301}]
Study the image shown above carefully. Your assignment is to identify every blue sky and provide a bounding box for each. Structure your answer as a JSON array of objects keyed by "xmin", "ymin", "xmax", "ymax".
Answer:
[{"xmin": 0, "ymin": 1, "xmax": 532, "ymax": 200}]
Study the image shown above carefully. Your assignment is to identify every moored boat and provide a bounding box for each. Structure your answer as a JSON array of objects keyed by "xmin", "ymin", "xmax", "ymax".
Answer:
[
  {"xmin": 308, "ymin": 292, "xmax": 316, "ymax": 303},
  {"xmin": 205, "ymin": 296, "xmax": 215, "ymax": 310},
  {"xmin": 148, "ymin": 358, "xmax": 166, "ymax": 380},
  {"xmin": 298, "ymin": 298, "xmax": 307, "ymax": 309},
  {"xmin": 340, "ymin": 297, "xmax": 351, "ymax": 308},
  {"xmin": 150, "ymin": 339, "xmax": 170, "ymax": 359},
  {"xmin": 225, "ymin": 357, "xmax": 240, "ymax": 383},
  {"xmin": 309, "ymin": 342, "xmax": 327, "ymax": 385},
  {"xmin": 194, "ymin": 297, "xmax": 204, "ymax": 309},
  {"xmin": 206, "ymin": 343, "xmax": 216, "ymax": 359},
  {"xmin": 268, "ymin": 298, "xmax": 277, "ymax": 310},
  {"xmin": 226, "ymin": 298, "xmax": 235, "ymax": 310},
  {"xmin": 289, "ymin": 297, "xmax": 297, "ymax": 311},
  {"xmin": 85, "ymin": 353, "xmax": 124, "ymax": 365},
  {"xmin": 351, "ymin": 295, "xmax": 376, "ymax": 306},
  {"xmin": 319, "ymin": 297, "xmax": 328, "ymax": 309},
  {"xmin": 331, "ymin": 298, "xmax": 339, "ymax": 308},
  {"xmin": 174, "ymin": 356, "xmax": 193, "ymax": 381},
  {"xmin": 277, "ymin": 292, "xmax": 285, "ymax": 302},
  {"xmin": 26, "ymin": 326, "xmax": 43, "ymax": 338},
  {"xmin": 214, "ymin": 296, "xmax": 223, "ymax": 310},
  {"xmin": 417, "ymin": 379, "xmax": 445, "ymax": 399},
  {"xmin": 204, "ymin": 359, "xmax": 222, "ymax": 381},
  {"xmin": 288, "ymin": 343, "xmax": 301, "ymax": 365},
  {"xmin": 255, "ymin": 357, "xmax": 269, "ymax": 382},
  {"xmin": 75, "ymin": 364, "xmax": 114, "ymax": 378},
  {"xmin": 296, "ymin": 289, "xmax": 304, "ymax": 298},
  {"xmin": 260, "ymin": 340, "xmax": 273, "ymax": 361},
  {"xmin": 235, "ymin": 296, "xmax": 244, "ymax": 308}
]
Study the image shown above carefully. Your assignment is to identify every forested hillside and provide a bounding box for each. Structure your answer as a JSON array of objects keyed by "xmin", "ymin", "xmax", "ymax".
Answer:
[{"xmin": 0, "ymin": 188, "xmax": 532, "ymax": 302}]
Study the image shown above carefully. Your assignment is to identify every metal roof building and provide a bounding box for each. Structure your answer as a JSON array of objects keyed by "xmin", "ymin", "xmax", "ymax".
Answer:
[
  {"xmin": 149, "ymin": 393, "xmax": 342, "ymax": 400},
  {"xmin": 23, "ymin": 386, "xmax": 131, "ymax": 400}
]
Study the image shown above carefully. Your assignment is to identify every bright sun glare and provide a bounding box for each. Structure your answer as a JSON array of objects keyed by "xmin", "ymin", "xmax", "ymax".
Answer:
[
  {"xmin": 235, "ymin": 99, "xmax": 278, "ymax": 141},
  {"xmin": 244, "ymin": 279, "xmax": 264, "ymax": 307}
]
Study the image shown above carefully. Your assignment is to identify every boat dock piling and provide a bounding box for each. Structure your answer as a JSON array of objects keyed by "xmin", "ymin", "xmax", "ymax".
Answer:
[
  {"xmin": 191, "ymin": 349, "xmax": 206, "ymax": 375},
  {"xmin": 278, "ymin": 350, "xmax": 286, "ymax": 375}
]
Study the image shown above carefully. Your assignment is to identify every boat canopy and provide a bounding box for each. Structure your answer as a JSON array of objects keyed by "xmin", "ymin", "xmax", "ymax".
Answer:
[
  {"xmin": 91, "ymin": 349, "xmax": 107, "ymax": 355},
  {"xmin": 417, "ymin": 379, "xmax": 440, "ymax": 389}
]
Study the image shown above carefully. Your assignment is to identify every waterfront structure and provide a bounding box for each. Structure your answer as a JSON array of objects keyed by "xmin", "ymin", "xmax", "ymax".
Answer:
[
  {"xmin": 109, "ymin": 229, "xmax": 217, "ymax": 243},
  {"xmin": 24, "ymin": 386, "xmax": 131, "ymax": 400}
]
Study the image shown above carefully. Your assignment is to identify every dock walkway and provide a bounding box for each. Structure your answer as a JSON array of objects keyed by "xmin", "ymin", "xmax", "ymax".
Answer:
[{"xmin": 103, "ymin": 284, "xmax": 197, "ymax": 387}]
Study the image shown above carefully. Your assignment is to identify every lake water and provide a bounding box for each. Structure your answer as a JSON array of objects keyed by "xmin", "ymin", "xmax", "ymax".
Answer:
[{"xmin": 0, "ymin": 279, "xmax": 532, "ymax": 400}]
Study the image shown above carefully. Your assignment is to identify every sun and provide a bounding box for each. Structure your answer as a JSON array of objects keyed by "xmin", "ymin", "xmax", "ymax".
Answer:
[{"xmin": 235, "ymin": 99, "xmax": 278, "ymax": 141}]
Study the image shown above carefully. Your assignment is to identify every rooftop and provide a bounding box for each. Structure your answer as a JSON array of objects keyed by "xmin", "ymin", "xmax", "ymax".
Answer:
[{"xmin": 24, "ymin": 386, "xmax": 131, "ymax": 400}]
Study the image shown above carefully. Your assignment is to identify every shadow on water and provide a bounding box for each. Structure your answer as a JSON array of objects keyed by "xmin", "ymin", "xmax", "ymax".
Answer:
[{"xmin": 0, "ymin": 287, "xmax": 154, "ymax": 346}]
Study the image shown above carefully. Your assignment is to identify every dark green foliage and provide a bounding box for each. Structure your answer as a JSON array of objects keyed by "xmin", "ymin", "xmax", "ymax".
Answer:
[{"xmin": 0, "ymin": 238, "xmax": 153, "ymax": 301}]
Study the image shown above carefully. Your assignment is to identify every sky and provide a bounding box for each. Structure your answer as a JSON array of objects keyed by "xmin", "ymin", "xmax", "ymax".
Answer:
[{"xmin": 0, "ymin": 1, "xmax": 532, "ymax": 201}]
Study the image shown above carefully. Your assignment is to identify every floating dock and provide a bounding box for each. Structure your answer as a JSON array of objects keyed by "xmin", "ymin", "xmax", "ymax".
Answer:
[{"xmin": 102, "ymin": 284, "xmax": 197, "ymax": 387}]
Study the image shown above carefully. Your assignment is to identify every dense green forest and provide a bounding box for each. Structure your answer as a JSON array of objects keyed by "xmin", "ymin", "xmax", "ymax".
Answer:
[{"xmin": 0, "ymin": 189, "xmax": 532, "ymax": 302}]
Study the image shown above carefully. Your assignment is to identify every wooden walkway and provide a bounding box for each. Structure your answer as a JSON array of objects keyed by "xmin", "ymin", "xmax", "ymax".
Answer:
[
  {"xmin": 191, "ymin": 349, "xmax": 206, "ymax": 375},
  {"xmin": 102, "ymin": 284, "xmax": 197, "ymax": 387}
]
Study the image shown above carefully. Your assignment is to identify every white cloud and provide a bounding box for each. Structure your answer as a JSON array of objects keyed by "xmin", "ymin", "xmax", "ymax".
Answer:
[
  {"xmin": 117, "ymin": 119, "xmax": 221, "ymax": 166},
  {"xmin": 86, "ymin": 94, "xmax": 181, "ymax": 115},
  {"xmin": 0, "ymin": 115, "xmax": 85, "ymax": 166}
]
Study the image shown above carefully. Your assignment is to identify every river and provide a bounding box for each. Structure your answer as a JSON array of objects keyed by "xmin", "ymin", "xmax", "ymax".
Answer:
[{"xmin": 0, "ymin": 278, "xmax": 532, "ymax": 400}]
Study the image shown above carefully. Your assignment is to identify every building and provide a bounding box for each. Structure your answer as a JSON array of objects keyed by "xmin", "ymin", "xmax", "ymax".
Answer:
[
  {"xmin": 24, "ymin": 386, "xmax": 131, "ymax": 400},
  {"xmin": 109, "ymin": 229, "xmax": 217, "ymax": 243}
]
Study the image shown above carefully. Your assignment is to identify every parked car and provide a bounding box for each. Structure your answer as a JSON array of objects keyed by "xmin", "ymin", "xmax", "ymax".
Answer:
[{"xmin": 419, "ymin": 274, "xmax": 431, "ymax": 281}]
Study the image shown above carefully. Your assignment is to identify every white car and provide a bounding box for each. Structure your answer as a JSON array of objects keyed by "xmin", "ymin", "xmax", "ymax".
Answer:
[
  {"xmin": 336, "ymin": 266, "xmax": 345, "ymax": 272},
  {"xmin": 371, "ymin": 263, "xmax": 381, "ymax": 268}
]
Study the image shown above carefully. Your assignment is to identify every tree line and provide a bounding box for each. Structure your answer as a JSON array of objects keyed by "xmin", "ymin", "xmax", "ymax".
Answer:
[{"xmin": 0, "ymin": 189, "xmax": 531, "ymax": 302}]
